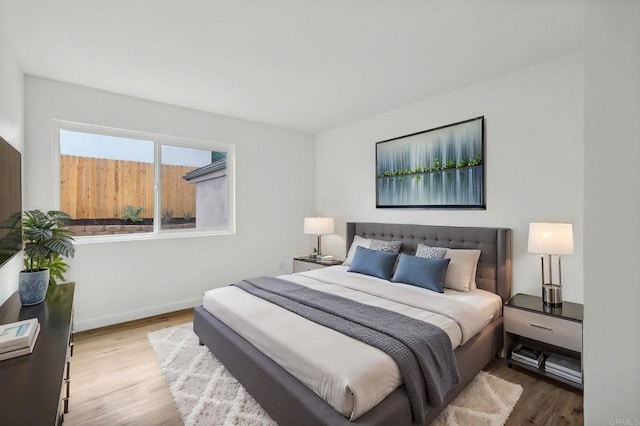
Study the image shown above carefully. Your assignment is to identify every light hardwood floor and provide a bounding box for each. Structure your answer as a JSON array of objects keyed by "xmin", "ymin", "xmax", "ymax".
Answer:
[
  {"xmin": 65, "ymin": 309, "xmax": 193, "ymax": 426},
  {"xmin": 66, "ymin": 309, "xmax": 583, "ymax": 425}
]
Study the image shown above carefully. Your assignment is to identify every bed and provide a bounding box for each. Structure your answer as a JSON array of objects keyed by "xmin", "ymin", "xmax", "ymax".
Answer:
[{"xmin": 194, "ymin": 222, "xmax": 512, "ymax": 425}]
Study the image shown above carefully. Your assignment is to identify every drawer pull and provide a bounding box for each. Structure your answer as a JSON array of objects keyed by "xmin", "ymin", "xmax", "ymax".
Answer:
[{"xmin": 530, "ymin": 323, "xmax": 553, "ymax": 331}]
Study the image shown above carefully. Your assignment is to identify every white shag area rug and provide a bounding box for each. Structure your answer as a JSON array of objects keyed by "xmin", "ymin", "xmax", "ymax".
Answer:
[{"xmin": 148, "ymin": 323, "xmax": 522, "ymax": 426}]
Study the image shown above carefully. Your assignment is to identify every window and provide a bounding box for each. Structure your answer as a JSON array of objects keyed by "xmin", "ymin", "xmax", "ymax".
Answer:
[
  {"xmin": 56, "ymin": 122, "xmax": 234, "ymax": 239},
  {"xmin": 160, "ymin": 146, "xmax": 228, "ymax": 230}
]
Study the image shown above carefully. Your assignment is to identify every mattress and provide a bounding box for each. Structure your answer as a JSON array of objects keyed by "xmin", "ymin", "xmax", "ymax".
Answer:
[{"xmin": 202, "ymin": 266, "xmax": 502, "ymax": 420}]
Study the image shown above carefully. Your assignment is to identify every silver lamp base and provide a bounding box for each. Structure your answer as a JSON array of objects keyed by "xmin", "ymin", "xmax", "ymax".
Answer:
[{"xmin": 542, "ymin": 284, "xmax": 562, "ymax": 307}]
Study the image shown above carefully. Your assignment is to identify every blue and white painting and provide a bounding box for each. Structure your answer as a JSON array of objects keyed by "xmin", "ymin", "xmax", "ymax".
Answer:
[{"xmin": 376, "ymin": 117, "xmax": 485, "ymax": 208}]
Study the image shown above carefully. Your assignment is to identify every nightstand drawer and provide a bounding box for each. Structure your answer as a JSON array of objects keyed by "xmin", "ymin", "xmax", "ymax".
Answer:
[
  {"xmin": 504, "ymin": 307, "xmax": 582, "ymax": 353},
  {"xmin": 293, "ymin": 259, "xmax": 326, "ymax": 273}
]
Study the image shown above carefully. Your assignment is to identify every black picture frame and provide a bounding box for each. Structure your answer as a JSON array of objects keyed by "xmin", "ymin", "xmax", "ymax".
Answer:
[{"xmin": 375, "ymin": 116, "xmax": 485, "ymax": 209}]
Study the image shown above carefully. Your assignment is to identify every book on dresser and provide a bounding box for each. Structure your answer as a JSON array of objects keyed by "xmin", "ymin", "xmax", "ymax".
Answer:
[
  {"xmin": 0, "ymin": 318, "xmax": 39, "ymax": 353},
  {"xmin": 511, "ymin": 344, "xmax": 544, "ymax": 368},
  {"xmin": 0, "ymin": 322, "xmax": 40, "ymax": 361}
]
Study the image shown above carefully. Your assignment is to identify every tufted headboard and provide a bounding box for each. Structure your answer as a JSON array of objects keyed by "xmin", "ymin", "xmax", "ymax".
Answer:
[{"xmin": 346, "ymin": 222, "xmax": 512, "ymax": 302}]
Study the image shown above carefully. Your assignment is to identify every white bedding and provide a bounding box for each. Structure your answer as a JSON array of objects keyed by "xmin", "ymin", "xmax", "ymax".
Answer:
[{"xmin": 202, "ymin": 266, "xmax": 502, "ymax": 420}]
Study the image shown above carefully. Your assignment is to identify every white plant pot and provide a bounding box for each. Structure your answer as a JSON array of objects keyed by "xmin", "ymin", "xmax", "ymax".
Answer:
[{"xmin": 19, "ymin": 269, "xmax": 50, "ymax": 306}]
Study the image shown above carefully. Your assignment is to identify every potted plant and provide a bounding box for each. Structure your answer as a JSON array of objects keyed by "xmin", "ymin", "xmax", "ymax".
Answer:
[{"xmin": 19, "ymin": 210, "xmax": 75, "ymax": 305}]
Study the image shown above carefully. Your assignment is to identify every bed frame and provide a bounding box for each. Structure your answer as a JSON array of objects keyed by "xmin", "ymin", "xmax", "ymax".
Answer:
[{"xmin": 194, "ymin": 222, "xmax": 512, "ymax": 425}]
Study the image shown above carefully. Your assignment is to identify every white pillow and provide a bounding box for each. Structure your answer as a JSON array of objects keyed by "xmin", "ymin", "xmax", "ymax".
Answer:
[
  {"xmin": 343, "ymin": 235, "xmax": 371, "ymax": 266},
  {"xmin": 443, "ymin": 248, "xmax": 481, "ymax": 292}
]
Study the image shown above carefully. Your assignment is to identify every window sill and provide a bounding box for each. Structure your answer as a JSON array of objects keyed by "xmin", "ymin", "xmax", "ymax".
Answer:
[{"xmin": 73, "ymin": 228, "xmax": 235, "ymax": 245}]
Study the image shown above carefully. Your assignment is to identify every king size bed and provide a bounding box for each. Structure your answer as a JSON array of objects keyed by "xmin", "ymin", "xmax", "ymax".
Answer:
[{"xmin": 194, "ymin": 222, "xmax": 512, "ymax": 425}]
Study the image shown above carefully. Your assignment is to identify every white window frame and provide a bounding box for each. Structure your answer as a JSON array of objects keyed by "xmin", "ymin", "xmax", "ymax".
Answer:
[{"xmin": 52, "ymin": 120, "xmax": 236, "ymax": 243}]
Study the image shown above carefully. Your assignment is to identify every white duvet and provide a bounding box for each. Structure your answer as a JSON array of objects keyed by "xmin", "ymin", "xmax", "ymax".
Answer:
[{"xmin": 202, "ymin": 266, "xmax": 501, "ymax": 420}]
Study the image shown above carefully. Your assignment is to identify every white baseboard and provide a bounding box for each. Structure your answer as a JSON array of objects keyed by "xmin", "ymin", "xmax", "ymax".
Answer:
[{"xmin": 74, "ymin": 297, "xmax": 202, "ymax": 332}]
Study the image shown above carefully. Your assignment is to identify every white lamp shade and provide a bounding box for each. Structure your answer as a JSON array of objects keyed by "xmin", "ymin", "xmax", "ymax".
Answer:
[
  {"xmin": 304, "ymin": 217, "xmax": 334, "ymax": 235},
  {"xmin": 528, "ymin": 222, "xmax": 574, "ymax": 255}
]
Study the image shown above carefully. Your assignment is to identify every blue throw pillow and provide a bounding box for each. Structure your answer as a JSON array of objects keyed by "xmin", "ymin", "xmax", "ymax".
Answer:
[
  {"xmin": 348, "ymin": 246, "xmax": 398, "ymax": 280},
  {"xmin": 391, "ymin": 254, "xmax": 451, "ymax": 293}
]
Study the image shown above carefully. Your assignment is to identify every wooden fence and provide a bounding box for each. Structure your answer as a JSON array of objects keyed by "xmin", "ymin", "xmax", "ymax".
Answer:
[{"xmin": 60, "ymin": 155, "xmax": 196, "ymax": 219}]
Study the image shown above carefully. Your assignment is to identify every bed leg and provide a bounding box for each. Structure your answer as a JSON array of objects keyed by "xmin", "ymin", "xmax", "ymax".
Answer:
[{"xmin": 199, "ymin": 340, "xmax": 204, "ymax": 346}]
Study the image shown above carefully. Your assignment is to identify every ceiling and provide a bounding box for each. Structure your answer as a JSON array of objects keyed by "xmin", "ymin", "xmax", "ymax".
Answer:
[{"xmin": 0, "ymin": 0, "xmax": 583, "ymax": 133}]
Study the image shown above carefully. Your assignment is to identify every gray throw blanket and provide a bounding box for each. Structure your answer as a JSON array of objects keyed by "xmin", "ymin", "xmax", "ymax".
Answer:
[{"xmin": 233, "ymin": 277, "xmax": 460, "ymax": 425}]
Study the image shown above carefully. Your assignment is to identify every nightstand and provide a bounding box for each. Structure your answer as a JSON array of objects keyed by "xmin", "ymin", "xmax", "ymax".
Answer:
[
  {"xmin": 504, "ymin": 293, "xmax": 583, "ymax": 390},
  {"xmin": 293, "ymin": 256, "xmax": 343, "ymax": 273}
]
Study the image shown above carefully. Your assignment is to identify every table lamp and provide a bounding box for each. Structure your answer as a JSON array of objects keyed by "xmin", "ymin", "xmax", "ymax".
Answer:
[
  {"xmin": 304, "ymin": 217, "xmax": 334, "ymax": 258},
  {"xmin": 528, "ymin": 222, "xmax": 574, "ymax": 306}
]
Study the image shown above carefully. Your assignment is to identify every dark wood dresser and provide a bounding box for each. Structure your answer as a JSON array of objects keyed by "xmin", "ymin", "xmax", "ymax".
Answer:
[{"xmin": 0, "ymin": 282, "xmax": 75, "ymax": 425}]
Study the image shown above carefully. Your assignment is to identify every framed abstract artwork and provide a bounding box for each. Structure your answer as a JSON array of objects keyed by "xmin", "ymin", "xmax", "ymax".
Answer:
[{"xmin": 376, "ymin": 116, "xmax": 485, "ymax": 209}]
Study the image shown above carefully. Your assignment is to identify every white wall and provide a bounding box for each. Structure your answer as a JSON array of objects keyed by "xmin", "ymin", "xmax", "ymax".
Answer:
[
  {"xmin": 316, "ymin": 54, "xmax": 584, "ymax": 302},
  {"xmin": 24, "ymin": 76, "xmax": 315, "ymax": 330},
  {"xmin": 0, "ymin": 32, "xmax": 24, "ymax": 304},
  {"xmin": 583, "ymin": 0, "xmax": 640, "ymax": 422}
]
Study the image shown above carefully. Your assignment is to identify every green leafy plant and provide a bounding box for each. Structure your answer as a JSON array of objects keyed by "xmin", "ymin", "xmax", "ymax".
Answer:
[
  {"xmin": 444, "ymin": 160, "xmax": 456, "ymax": 169},
  {"xmin": 184, "ymin": 211, "xmax": 193, "ymax": 221},
  {"xmin": 22, "ymin": 210, "xmax": 75, "ymax": 285},
  {"xmin": 46, "ymin": 252, "xmax": 71, "ymax": 285},
  {"xmin": 121, "ymin": 205, "xmax": 145, "ymax": 223},
  {"xmin": 468, "ymin": 154, "xmax": 482, "ymax": 167},
  {"xmin": 456, "ymin": 158, "xmax": 468, "ymax": 168},
  {"xmin": 162, "ymin": 208, "xmax": 173, "ymax": 224},
  {"xmin": 432, "ymin": 158, "xmax": 442, "ymax": 171}
]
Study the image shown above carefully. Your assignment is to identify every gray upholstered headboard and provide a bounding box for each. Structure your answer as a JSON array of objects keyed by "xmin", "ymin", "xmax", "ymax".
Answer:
[{"xmin": 346, "ymin": 222, "xmax": 512, "ymax": 302}]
